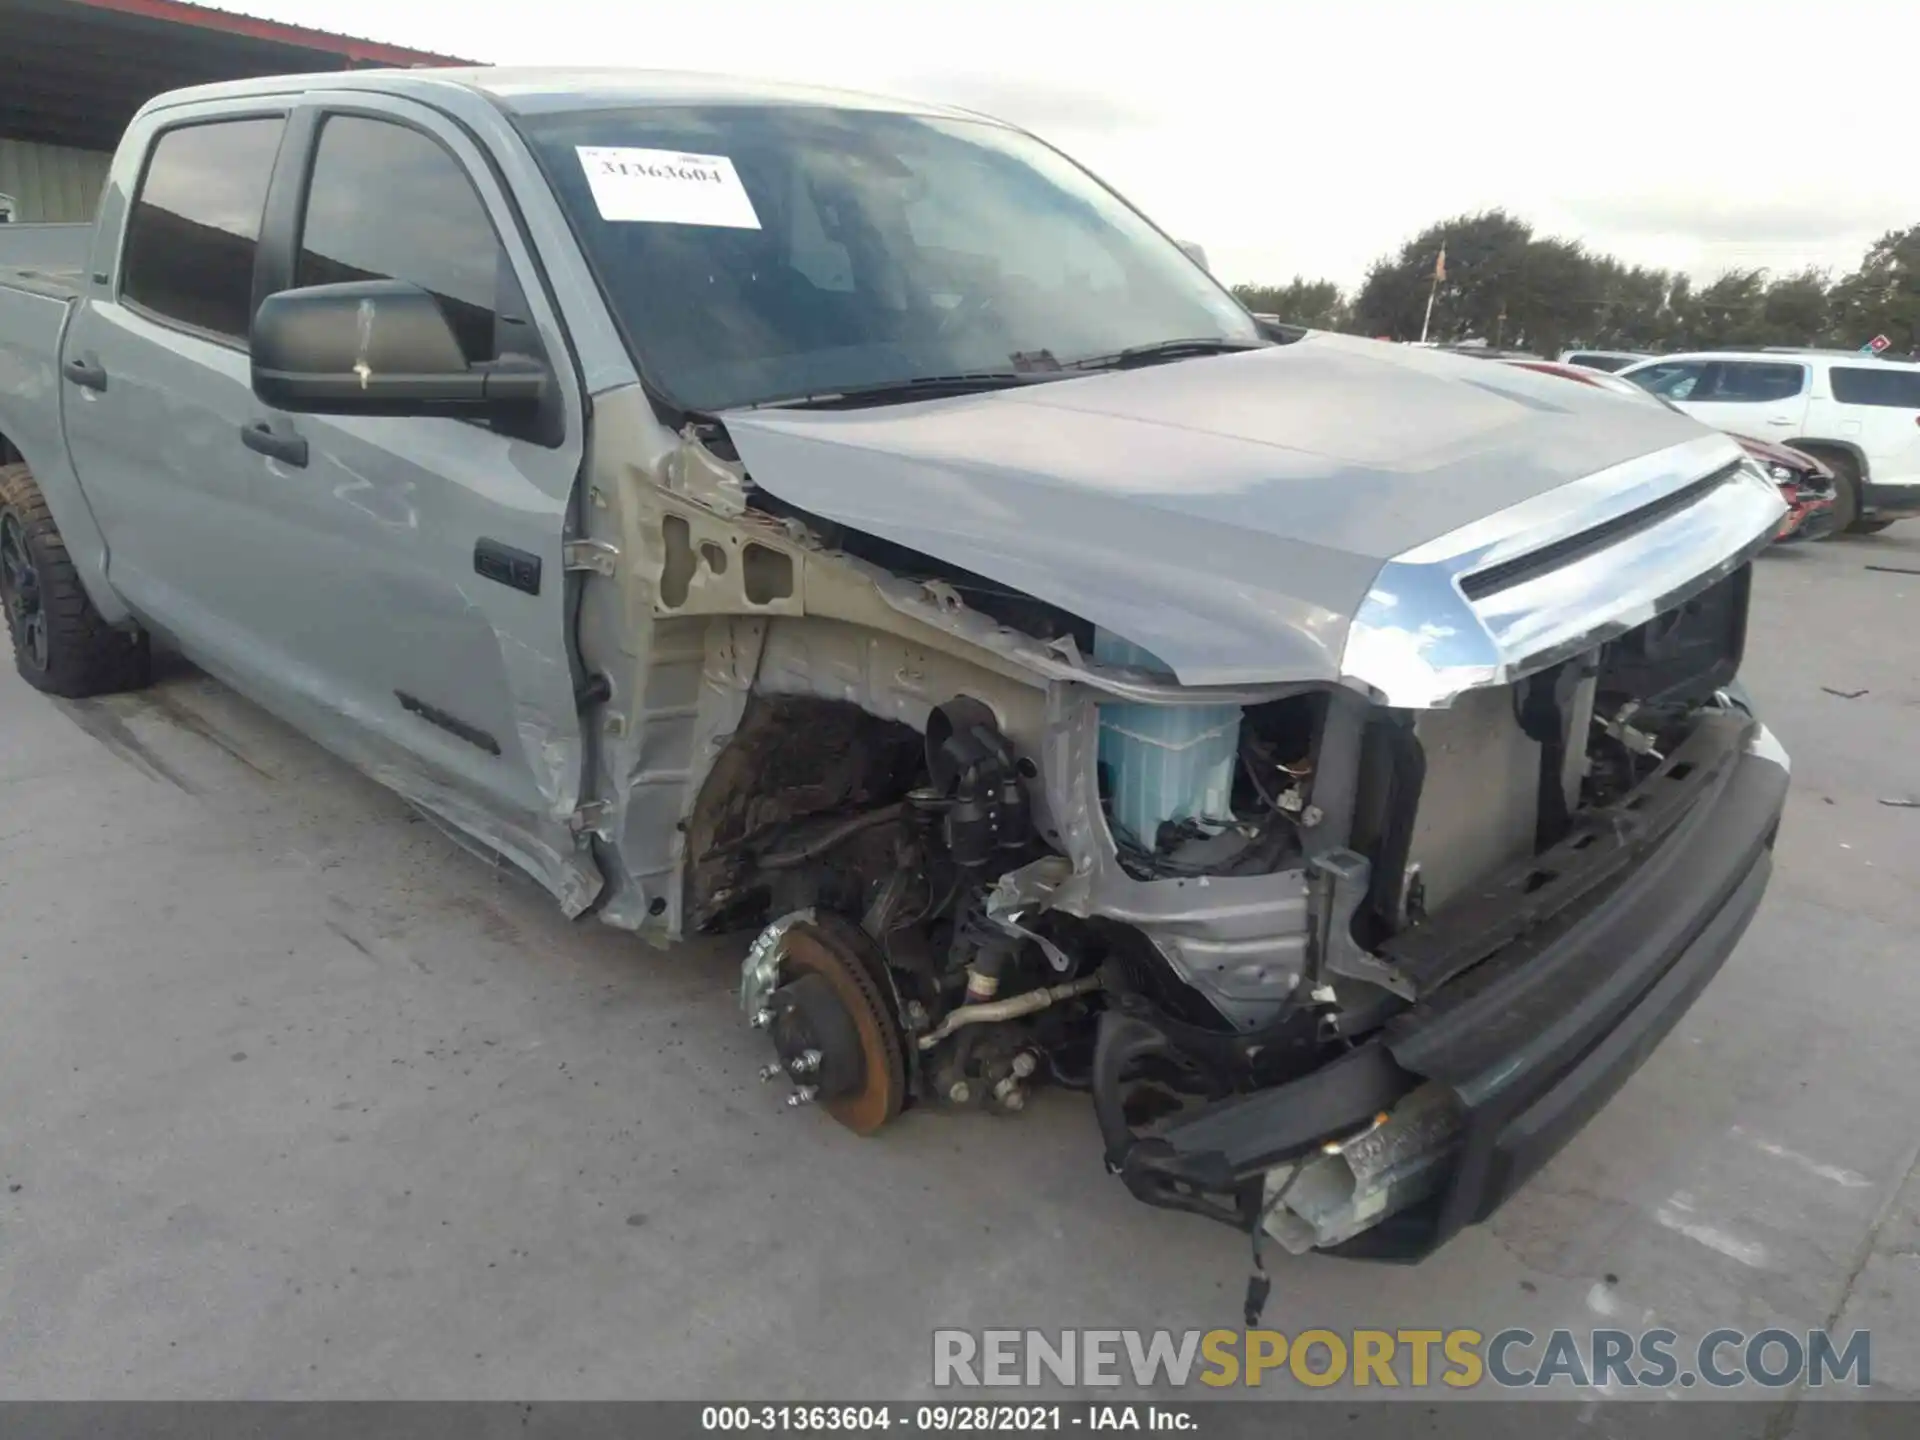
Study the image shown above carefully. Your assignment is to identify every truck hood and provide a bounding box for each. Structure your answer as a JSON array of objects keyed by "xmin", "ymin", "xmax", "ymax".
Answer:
[{"xmin": 721, "ymin": 333, "xmax": 1746, "ymax": 690}]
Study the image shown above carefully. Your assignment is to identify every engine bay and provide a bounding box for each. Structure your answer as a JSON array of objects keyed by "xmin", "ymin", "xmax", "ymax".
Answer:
[{"xmin": 710, "ymin": 558, "xmax": 1756, "ymax": 1192}]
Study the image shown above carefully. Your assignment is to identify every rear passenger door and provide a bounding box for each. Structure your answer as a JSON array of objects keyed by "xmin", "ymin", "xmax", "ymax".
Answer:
[
  {"xmin": 61, "ymin": 105, "xmax": 290, "ymax": 647},
  {"xmin": 236, "ymin": 96, "xmax": 599, "ymax": 909}
]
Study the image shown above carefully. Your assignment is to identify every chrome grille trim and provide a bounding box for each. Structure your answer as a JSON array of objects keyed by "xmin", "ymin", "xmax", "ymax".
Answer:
[{"xmin": 1341, "ymin": 434, "xmax": 1786, "ymax": 708}]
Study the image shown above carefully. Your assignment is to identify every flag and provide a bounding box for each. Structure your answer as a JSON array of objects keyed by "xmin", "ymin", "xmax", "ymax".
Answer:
[{"xmin": 1434, "ymin": 244, "xmax": 1447, "ymax": 283}]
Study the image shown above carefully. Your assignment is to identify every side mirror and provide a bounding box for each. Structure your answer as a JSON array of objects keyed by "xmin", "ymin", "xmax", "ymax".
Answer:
[
  {"xmin": 251, "ymin": 279, "xmax": 546, "ymax": 417},
  {"xmin": 1252, "ymin": 315, "xmax": 1308, "ymax": 344}
]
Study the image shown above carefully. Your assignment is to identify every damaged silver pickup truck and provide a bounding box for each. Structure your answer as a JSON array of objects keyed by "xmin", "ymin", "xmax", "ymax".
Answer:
[{"xmin": 0, "ymin": 68, "xmax": 1789, "ymax": 1262}]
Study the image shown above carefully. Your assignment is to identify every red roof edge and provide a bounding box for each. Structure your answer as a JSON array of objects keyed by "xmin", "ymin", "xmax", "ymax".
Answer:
[{"xmin": 64, "ymin": 0, "xmax": 476, "ymax": 67}]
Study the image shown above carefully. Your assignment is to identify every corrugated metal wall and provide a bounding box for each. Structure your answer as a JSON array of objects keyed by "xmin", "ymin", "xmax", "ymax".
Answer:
[{"xmin": 0, "ymin": 137, "xmax": 114, "ymax": 224}]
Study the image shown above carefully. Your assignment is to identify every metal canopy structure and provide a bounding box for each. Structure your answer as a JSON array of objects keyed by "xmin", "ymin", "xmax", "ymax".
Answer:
[{"xmin": 0, "ymin": 0, "xmax": 472, "ymax": 152}]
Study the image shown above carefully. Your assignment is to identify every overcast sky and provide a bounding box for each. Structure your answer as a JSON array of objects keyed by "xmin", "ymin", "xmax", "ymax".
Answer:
[{"xmin": 240, "ymin": 0, "xmax": 1911, "ymax": 290}]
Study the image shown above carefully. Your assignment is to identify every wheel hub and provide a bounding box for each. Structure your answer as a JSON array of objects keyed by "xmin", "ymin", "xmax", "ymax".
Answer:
[
  {"xmin": 0, "ymin": 510, "xmax": 47, "ymax": 672},
  {"xmin": 754, "ymin": 915, "xmax": 905, "ymax": 1135}
]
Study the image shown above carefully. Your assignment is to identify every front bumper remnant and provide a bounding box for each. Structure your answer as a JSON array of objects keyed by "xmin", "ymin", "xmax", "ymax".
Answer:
[{"xmin": 1100, "ymin": 716, "xmax": 1788, "ymax": 1260}]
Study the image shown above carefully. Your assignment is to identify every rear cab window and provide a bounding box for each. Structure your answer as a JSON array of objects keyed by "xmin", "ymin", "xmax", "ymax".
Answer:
[
  {"xmin": 120, "ymin": 116, "xmax": 286, "ymax": 341},
  {"xmin": 1830, "ymin": 366, "xmax": 1920, "ymax": 409}
]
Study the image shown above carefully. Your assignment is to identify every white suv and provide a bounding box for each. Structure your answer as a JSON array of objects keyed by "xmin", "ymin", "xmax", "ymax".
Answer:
[{"xmin": 1619, "ymin": 351, "xmax": 1920, "ymax": 533}]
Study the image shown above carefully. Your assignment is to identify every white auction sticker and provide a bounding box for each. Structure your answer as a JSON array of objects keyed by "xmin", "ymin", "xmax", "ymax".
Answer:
[{"xmin": 576, "ymin": 146, "xmax": 762, "ymax": 229}]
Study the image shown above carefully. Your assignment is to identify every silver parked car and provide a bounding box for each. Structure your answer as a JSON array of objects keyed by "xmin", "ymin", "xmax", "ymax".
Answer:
[{"xmin": 0, "ymin": 68, "xmax": 1789, "ymax": 1264}]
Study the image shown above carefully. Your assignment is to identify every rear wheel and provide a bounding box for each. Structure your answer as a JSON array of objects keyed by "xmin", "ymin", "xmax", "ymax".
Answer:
[
  {"xmin": 0, "ymin": 463, "xmax": 150, "ymax": 696},
  {"xmin": 1804, "ymin": 448, "xmax": 1861, "ymax": 535}
]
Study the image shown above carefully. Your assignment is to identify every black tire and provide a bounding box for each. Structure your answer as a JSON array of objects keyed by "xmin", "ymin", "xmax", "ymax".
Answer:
[
  {"xmin": 1851, "ymin": 518, "xmax": 1896, "ymax": 534},
  {"xmin": 0, "ymin": 462, "xmax": 150, "ymax": 697}
]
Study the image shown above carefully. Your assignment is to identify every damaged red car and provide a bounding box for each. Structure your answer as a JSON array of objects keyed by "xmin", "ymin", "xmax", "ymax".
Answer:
[
  {"xmin": 1735, "ymin": 433, "xmax": 1838, "ymax": 542},
  {"xmin": 1505, "ymin": 360, "xmax": 1838, "ymax": 541}
]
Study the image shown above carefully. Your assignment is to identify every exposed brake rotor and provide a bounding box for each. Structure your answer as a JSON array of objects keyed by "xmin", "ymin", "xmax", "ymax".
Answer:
[{"xmin": 763, "ymin": 915, "xmax": 906, "ymax": 1135}]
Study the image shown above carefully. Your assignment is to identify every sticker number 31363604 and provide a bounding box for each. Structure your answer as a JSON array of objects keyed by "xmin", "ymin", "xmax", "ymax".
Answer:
[{"xmin": 575, "ymin": 146, "xmax": 762, "ymax": 229}]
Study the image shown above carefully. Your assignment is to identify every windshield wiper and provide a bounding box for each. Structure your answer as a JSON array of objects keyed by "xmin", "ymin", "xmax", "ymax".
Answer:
[
  {"xmin": 743, "ymin": 341, "xmax": 1264, "ymax": 409},
  {"xmin": 750, "ymin": 372, "xmax": 1046, "ymax": 411},
  {"xmin": 1065, "ymin": 338, "xmax": 1268, "ymax": 372}
]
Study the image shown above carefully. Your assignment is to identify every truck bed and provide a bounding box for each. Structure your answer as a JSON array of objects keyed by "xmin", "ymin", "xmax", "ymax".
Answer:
[
  {"xmin": 0, "ymin": 265, "xmax": 80, "ymax": 422},
  {"xmin": 0, "ymin": 221, "xmax": 91, "ymax": 284},
  {"xmin": 0, "ymin": 267, "xmax": 84, "ymax": 303},
  {"xmin": 0, "ymin": 246, "xmax": 119, "ymax": 623}
]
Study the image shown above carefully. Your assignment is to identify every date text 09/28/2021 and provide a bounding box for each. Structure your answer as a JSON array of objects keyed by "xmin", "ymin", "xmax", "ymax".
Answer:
[{"xmin": 702, "ymin": 1407, "xmax": 1193, "ymax": 1432}]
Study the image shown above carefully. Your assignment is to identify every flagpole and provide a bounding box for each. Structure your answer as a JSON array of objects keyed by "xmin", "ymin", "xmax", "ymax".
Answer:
[{"xmin": 1419, "ymin": 242, "xmax": 1446, "ymax": 344}]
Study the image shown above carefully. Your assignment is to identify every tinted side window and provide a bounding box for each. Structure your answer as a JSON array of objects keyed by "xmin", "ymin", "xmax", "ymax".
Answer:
[
  {"xmin": 297, "ymin": 116, "xmax": 504, "ymax": 364},
  {"xmin": 1705, "ymin": 361, "xmax": 1805, "ymax": 403},
  {"xmin": 1627, "ymin": 362, "xmax": 1703, "ymax": 400},
  {"xmin": 121, "ymin": 117, "xmax": 285, "ymax": 340},
  {"xmin": 1831, "ymin": 366, "xmax": 1920, "ymax": 408}
]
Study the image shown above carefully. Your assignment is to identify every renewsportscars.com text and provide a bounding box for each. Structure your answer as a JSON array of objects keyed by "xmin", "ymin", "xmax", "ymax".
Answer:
[{"xmin": 932, "ymin": 1327, "xmax": 1871, "ymax": 1391}]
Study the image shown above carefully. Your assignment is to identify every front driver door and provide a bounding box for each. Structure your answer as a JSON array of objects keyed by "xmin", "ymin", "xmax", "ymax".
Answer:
[{"xmin": 236, "ymin": 96, "xmax": 598, "ymax": 910}]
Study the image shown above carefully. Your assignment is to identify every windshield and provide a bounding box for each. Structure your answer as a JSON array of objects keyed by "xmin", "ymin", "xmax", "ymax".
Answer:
[{"xmin": 521, "ymin": 105, "xmax": 1261, "ymax": 410}]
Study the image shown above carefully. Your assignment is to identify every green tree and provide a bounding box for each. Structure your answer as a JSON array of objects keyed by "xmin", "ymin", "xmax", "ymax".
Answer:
[
  {"xmin": 1349, "ymin": 252, "xmax": 1433, "ymax": 340},
  {"xmin": 1761, "ymin": 268, "xmax": 1830, "ymax": 347},
  {"xmin": 1580, "ymin": 259, "xmax": 1676, "ymax": 350},
  {"xmin": 1683, "ymin": 269, "xmax": 1771, "ymax": 348},
  {"xmin": 1245, "ymin": 214, "xmax": 1917, "ymax": 357},
  {"xmin": 1655, "ymin": 273, "xmax": 1694, "ymax": 351},
  {"xmin": 1231, "ymin": 278, "xmax": 1350, "ymax": 331},
  {"xmin": 1826, "ymin": 225, "xmax": 1920, "ymax": 354},
  {"xmin": 1351, "ymin": 210, "xmax": 1534, "ymax": 342},
  {"xmin": 1504, "ymin": 236, "xmax": 1599, "ymax": 358}
]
